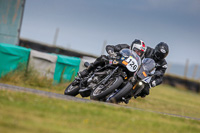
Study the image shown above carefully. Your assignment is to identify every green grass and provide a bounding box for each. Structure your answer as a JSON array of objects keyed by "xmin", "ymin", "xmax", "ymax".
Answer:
[
  {"xmin": 1, "ymin": 70, "xmax": 200, "ymax": 132},
  {"xmin": 126, "ymin": 85, "xmax": 200, "ymax": 118},
  {"xmin": 0, "ymin": 89, "xmax": 200, "ymax": 133},
  {"xmin": 0, "ymin": 67, "xmax": 68, "ymax": 94},
  {"xmin": 1, "ymin": 70, "xmax": 200, "ymax": 119}
]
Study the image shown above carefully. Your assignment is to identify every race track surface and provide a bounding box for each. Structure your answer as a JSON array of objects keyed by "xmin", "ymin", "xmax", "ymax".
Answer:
[{"xmin": 0, "ymin": 83, "xmax": 199, "ymax": 121}]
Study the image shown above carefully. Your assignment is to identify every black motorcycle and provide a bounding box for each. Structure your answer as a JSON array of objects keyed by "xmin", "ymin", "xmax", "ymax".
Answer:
[
  {"xmin": 64, "ymin": 61, "xmax": 106, "ymax": 97},
  {"xmin": 106, "ymin": 58, "xmax": 156, "ymax": 104},
  {"xmin": 64, "ymin": 49, "xmax": 142, "ymax": 100},
  {"xmin": 90, "ymin": 49, "xmax": 143, "ymax": 101}
]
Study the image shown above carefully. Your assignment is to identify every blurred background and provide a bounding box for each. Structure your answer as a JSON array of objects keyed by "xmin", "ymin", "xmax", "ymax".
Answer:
[
  {"xmin": 21, "ymin": 0, "xmax": 200, "ymax": 80},
  {"xmin": 1, "ymin": 0, "xmax": 200, "ymax": 80},
  {"xmin": 1, "ymin": 1, "xmax": 200, "ymax": 132}
]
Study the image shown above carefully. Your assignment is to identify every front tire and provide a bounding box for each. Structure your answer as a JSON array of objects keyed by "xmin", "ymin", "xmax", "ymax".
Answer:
[
  {"xmin": 64, "ymin": 82, "xmax": 80, "ymax": 96},
  {"xmin": 90, "ymin": 76, "xmax": 123, "ymax": 100}
]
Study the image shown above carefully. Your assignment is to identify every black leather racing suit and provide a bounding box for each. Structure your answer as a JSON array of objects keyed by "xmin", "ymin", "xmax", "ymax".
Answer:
[
  {"xmin": 139, "ymin": 46, "xmax": 168, "ymax": 97},
  {"xmin": 145, "ymin": 46, "xmax": 167, "ymax": 85}
]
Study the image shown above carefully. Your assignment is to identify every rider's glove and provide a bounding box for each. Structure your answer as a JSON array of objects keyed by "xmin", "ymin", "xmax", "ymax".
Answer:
[
  {"xmin": 151, "ymin": 80, "xmax": 156, "ymax": 87},
  {"xmin": 108, "ymin": 50, "xmax": 117, "ymax": 58}
]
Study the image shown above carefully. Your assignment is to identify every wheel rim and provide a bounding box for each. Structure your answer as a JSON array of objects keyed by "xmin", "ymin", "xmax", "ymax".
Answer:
[{"xmin": 93, "ymin": 77, "xmax": 117, "ymax": 96}]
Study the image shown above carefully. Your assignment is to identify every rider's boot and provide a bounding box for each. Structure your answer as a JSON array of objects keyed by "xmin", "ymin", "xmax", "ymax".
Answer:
[
  {"xmin": 78, "ymin": 63, "xmax": 94, "ymax": 78},
  {"xmin": 78, "ymin": 69, "xmax": 89, "ymax": 78},
  {"xmin": 122, "ymin": 97, "xmax": 130, "ymax": 104},
  {"xmin": 134, "ymin": 92, "xmax": 147, "ymax": 98}
]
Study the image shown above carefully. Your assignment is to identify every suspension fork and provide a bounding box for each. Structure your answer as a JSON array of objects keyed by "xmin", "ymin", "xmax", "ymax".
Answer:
[
  {"xmin": 99, "ymin": 66, "xmax": 119, "ymax": 85},
  {"xmin": 132, "ymin": 82, "xmax": 145, "ymax": 98}
]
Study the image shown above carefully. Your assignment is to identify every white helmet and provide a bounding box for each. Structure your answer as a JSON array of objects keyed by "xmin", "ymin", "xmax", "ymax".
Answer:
[{"xmin": 130, "ymin": 39, "xmax": 147, "ymax": 58}]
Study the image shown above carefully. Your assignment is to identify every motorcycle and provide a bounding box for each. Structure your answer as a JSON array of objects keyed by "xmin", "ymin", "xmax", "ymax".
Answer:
[
  {"xmin": 64, "ymin": 55, "xmax": 124, "ymax": 98},
  {"xmin": 90, "ymin": 49, "xmax": 142, "ymax": 101},
  {"xmin": 64, "ymin": 48, "xmax": 142, "ymax": 101},
  {"xmin": 106, "ymin": 58, "xmax": 156, "ymax": 104},
  {"xmin": 64, "ymin": 61, "xmax": 112, "ymax": 97}
]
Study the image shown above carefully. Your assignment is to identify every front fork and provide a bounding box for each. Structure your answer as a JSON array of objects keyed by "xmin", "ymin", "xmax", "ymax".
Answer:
[
  {"xmin": 98, "ymin": 66, "xmax": 119, "ymax": 86},
  {"xmin": 131, "ymin": 82, "xmax": 145, "ymax": 98}
]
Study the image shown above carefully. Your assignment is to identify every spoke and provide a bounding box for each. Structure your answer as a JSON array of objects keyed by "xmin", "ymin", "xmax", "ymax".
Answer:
[{"xmin": 93, "ymin": 77, "xmax": 117, "ymax": 96}]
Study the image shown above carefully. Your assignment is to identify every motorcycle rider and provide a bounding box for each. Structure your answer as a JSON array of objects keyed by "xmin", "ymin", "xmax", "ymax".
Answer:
[{"xmin": 137, "ymin": 42, "xmax": 169, "ymax": 98}]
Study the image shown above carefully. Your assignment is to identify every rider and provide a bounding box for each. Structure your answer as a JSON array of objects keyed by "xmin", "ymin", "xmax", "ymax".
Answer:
[{"xmin": 138, "ymin": 42, "xmax": 169, "ymax": 98}]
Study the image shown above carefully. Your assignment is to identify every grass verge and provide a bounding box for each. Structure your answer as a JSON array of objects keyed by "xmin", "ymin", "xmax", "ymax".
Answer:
[
  {"xmin": 126, "ymin": 84, "xmax": 200, "ymax": 118},
  {"xmin": 1, "ymin": 70, "xmax": 200, "ymax": 120},
  {"xmin": 0, "ymin": 67, "xmax": 68, "ymax": 94},
  {"xmin": 0, "ymin": 89, "xmax": 200, "ymax": 133}
]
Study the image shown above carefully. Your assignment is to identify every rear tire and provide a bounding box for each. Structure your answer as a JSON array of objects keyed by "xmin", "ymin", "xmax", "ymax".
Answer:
[
  {"xmin": 107, "ymin": 82, "xmax": 133, "ymax": 103},
  {"xmin": 90, "ymin": 76, "xmax": 123, "ymax": 100}
]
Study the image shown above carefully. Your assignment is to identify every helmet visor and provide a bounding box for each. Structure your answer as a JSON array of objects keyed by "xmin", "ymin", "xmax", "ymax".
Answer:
[
  {"xmin": 133, "ymin": 47, "xmax": 144, "ymax": 57},
  {"xmin": 155, "ymin": 51, "xmax": 165, "ymax": 60}
]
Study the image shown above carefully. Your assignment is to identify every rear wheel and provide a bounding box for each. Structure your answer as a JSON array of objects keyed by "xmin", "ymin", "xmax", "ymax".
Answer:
[
  {"xmin": 107, "ymin": 82, "xmax": 133, "ymax": 103},
  {"xmin": 90, "ymin": 76, "xmax": 123, "ymax": 100}
]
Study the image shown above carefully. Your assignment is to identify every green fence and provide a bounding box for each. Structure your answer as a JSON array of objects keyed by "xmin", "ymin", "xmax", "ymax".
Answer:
[
  {"xmin": 54, "ymin": 54, "xmax": 81, "ymax": 84},
  {"xmin": 0, "ymin": 43, "xmax": 30, "ymax": 78},
  {"xmin": 0, "ymin": 43, "xmax": 81, "ymax": 83}
]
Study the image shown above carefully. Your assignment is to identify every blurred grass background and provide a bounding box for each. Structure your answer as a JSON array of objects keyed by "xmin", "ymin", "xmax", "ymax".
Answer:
[
  {"xmin": 0, "ymin": 69, "xmax": 200, "ymax": 132},
  {"xmin": 0, "ymin": 89, "xmax": 200, "ymax": 133},
  {"xmin": 0, "ymin": 67, "xmax": 68, "ymax": 94}
]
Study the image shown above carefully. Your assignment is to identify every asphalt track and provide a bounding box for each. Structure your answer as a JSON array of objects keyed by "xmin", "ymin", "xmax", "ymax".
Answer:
[{"xmin": 0, "ymin": 83, "xmax": 200, "ymax": 121}]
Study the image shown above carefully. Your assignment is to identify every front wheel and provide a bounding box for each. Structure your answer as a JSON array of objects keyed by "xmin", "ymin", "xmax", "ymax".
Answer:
[
  {"xmin": 90, "ymin": 76, "xmax": 123, "ymax": 100},
  {"xmin": 64, "ymin": 81, "xmax": 80, "ymax": 96}
]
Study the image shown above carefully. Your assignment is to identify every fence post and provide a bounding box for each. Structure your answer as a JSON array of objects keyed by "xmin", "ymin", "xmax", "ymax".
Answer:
[
  {"xmin": 184, "ymin": 59, "xmax": 189, "ymax": 78},
  {"xmin": 192, "ymin": 64, "xmax": 198, "ymax": 79},
  {"xmin": 166, "ymin": 62, "xmax": 172, "ymax": 74},
  {"xmin": 53, "ymin": 28, "xmax": 59, "ymax": 46}
]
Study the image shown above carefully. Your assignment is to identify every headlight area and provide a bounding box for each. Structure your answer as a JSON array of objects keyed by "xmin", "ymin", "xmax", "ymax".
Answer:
[{"xmin": 138, "ymin": 81, "xmax": 143, "ymax": 86}]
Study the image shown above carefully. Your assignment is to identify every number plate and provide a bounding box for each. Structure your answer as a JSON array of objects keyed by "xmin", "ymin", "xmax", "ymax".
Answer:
[{"xmin": 125, "ymin": 56, "xmax": 138, "ymax": 72}]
